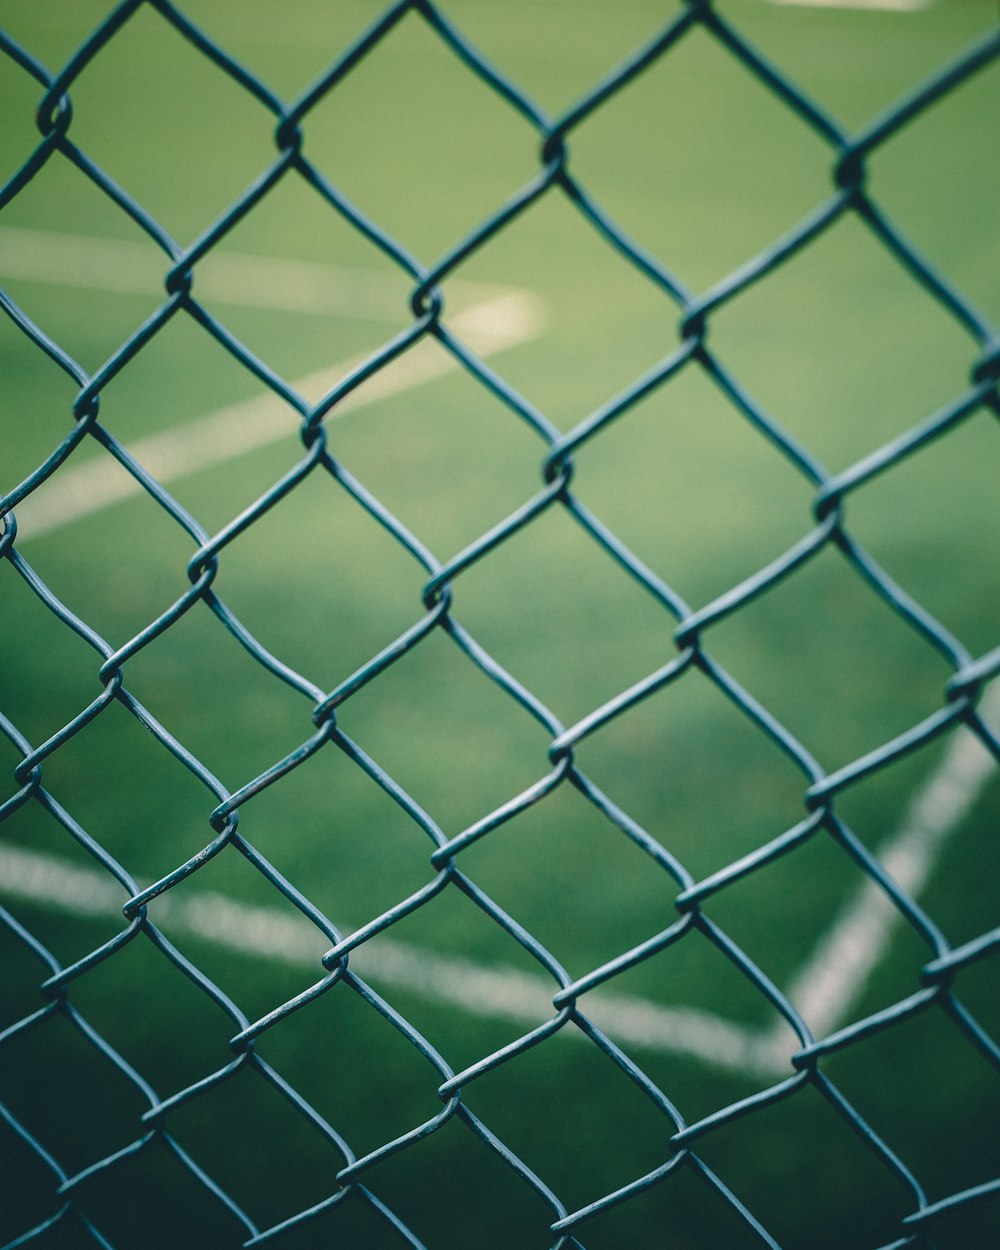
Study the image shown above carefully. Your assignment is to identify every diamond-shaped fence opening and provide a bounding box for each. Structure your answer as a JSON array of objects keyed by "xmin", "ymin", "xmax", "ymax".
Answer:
[
  {"xmin": 565, "ymin": 21, "xmax": 835, "ymax": 292},
  {"xmin": 1, "ymin": 2, "xmax": 999, "ymax": 1248},
  {"xmin": 43, "ymin": 8, "xmax": 278, "ymax": 240}
]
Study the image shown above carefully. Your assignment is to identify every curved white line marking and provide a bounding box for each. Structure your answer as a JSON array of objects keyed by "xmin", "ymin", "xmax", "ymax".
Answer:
[{"xmin": 1, "ymin": 684, "xmax": 994, "ymax": 1079}]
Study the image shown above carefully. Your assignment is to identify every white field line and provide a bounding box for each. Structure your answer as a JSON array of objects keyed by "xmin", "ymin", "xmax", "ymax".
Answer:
[
  {"xmin": 8, "ymin": 288, "xmax": 546, "ymax": 539},
  {"xmin": 767, "ymin": 0, "xmax": 932, "ymax": 10},
  {"xmin": 2, "ymin": 226, "xmax": 544, "ymax": 537},
  {"xmin": 0, "ymin": 225, "xmax": 511, "ymax": 321},
  {"xmin": 3, "ymin": 232, "xmax": 996, "ymax": 1076},
  {"xmin": 757, "ymin": 679, "xmax": 1000, "ymax": 1067},
  {"xmin": 0, "ymin": 685, "xmax": 995, "ymax": 1077},
  {"xmin": 0, "ymin": 841, "xmax": 761, "ymax": 1075}
]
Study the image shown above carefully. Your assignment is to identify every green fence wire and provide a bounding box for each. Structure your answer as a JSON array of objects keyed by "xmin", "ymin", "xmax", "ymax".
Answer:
[{"xmin": 1, "ymin": 1, "xmax": 999, "ymax": 1247}]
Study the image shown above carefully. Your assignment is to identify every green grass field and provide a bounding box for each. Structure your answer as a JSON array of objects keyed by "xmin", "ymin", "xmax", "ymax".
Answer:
[{"xmin": 2, "ymin": 1, "xmax": 999, "ymax": 1247}]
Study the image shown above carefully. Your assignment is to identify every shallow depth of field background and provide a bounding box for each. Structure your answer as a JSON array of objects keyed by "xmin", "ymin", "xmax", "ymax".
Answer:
[{"xmin": 1, "ymin": 1, "xmax": 999, "ymax": 1247}]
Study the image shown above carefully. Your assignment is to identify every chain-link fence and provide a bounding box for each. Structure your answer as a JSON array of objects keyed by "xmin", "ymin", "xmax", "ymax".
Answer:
[{"xmin": 1, "ymin": 1, "xmax": 999, "ymax": 1247}]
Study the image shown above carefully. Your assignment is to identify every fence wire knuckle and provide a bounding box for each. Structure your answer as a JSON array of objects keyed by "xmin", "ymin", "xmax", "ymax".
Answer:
[{"xmin": 0, "ymin": 0, "xmax": 998, "ymax": 1246}]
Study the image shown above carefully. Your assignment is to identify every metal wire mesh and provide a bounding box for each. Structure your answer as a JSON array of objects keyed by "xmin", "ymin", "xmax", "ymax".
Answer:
[{"xmin": 1, "ymin": 1, "xmax": 999, "ymax": 1246}]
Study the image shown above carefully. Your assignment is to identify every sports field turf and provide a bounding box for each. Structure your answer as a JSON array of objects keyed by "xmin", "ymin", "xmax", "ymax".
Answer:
[{"xmin": 1, "ymin": 1, "xmax": 999, "ymax": 1247}]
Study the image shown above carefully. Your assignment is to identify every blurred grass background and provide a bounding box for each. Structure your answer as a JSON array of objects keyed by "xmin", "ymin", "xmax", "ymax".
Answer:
[{"xmin": 1, "ymin": 0, "xmax": 999, "ymax": 1246}]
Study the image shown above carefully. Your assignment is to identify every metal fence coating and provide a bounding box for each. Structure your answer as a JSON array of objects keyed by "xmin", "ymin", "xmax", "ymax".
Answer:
[{"xmin": 1, "ymin": 1, "xmax": 999, "ymax": 1247}]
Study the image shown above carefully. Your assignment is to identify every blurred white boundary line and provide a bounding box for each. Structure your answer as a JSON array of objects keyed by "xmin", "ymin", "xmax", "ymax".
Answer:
[
  {"xmin": 0, "ymin": 841, "xmax": 764, "ymax": 1075},
  {"xmin": 10, "ymin": 288, "xmax": 546, "ymax": 539},
  {"xmin": 756, "ymin": 679, "xmax": 1000, "ymax": 1067},
  {"xmin": 3, "ymin": 230, "xmax": 996, "ymax": 1076},
  {"xmin": 0, "ymin": 688, "xmax": 995, "ymax": 1078},
  {"xmin": 0, "ymin": 225, "xmax": 511, "ymax": 320},
  {"xmin": 767, "ymin": 0, "xmax": 932, "ymax": 10}
]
